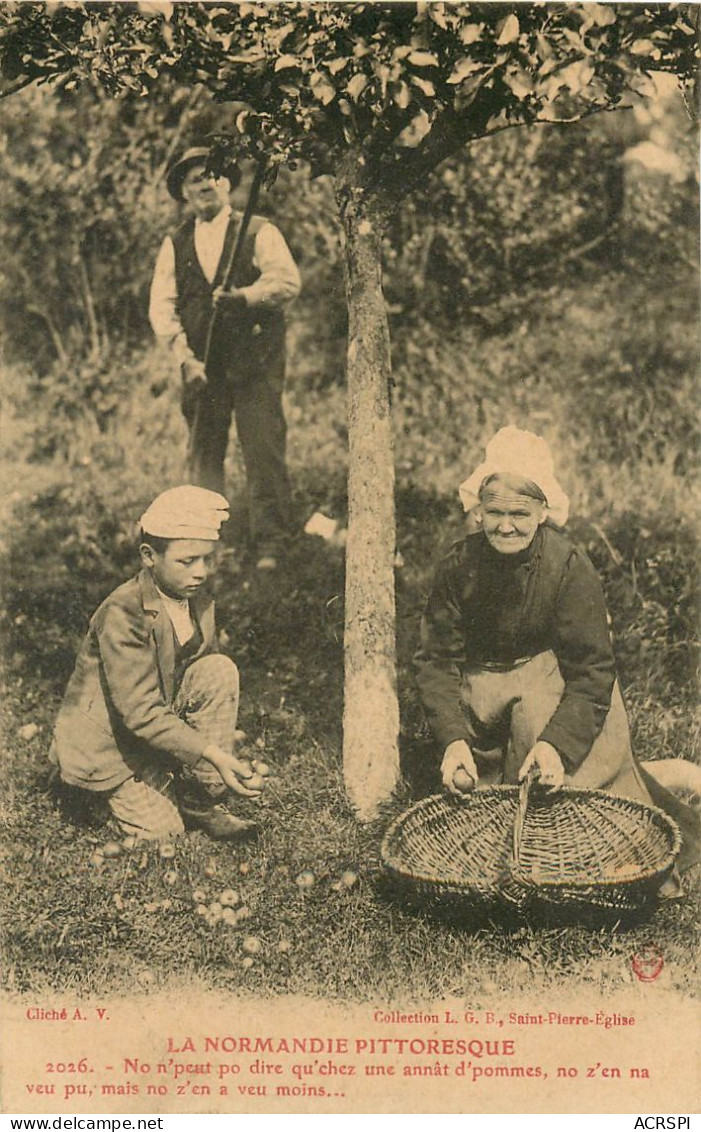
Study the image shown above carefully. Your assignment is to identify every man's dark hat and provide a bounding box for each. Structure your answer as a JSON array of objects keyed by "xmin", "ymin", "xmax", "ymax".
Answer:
[{"xmin": 165, "ymin": 146, "xmax": 242, "ymax": 201}]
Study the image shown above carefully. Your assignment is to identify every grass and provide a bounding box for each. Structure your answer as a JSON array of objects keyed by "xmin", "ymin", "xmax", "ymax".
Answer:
[{"xmin": 1, "ymin": 268, "xmax": 699, "ymax": 1005}]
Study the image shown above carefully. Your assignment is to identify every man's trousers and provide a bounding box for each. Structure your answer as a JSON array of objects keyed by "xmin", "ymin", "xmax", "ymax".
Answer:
[
  {"xmin": 108, "ymin": 654, "xmax": 239, "ymax": 840},
  {"xmin": 184, "ymin": 366, "xmax": 292, "ymax": 556}
]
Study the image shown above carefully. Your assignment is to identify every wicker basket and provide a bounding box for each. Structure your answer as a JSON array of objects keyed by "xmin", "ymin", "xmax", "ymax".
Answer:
[{"xmin": 381, "ymin": 777, "xmax": 682, "ymax": 920}]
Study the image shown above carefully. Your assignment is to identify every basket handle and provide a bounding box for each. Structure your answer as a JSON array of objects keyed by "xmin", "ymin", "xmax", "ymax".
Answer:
[{"xmin": 511, "ymin": 766, "xmax": 539, "ymax": 868}]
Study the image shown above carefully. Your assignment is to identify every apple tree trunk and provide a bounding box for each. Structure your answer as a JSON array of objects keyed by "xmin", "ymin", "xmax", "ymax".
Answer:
[{"xmin": 337, "ymin": 183, "xmax": 400, "ymax": 821}]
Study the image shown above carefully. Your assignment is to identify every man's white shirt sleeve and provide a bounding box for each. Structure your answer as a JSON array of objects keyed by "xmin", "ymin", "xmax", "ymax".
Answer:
[
  {"xmin": 240, "ymin": 222, "xmax": 301, "ymax": 308},
  {"xmin": 148, "ymin": 236, "xmax": 194, "ymax": 366}
]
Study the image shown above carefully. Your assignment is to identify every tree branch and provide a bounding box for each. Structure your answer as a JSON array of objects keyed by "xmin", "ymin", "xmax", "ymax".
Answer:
[
  {"xmin": 25, "ymin": 302, "xmax": 69, "ymax": 365},
  {"xmin": 77, "ymin": 252, "xmax": 100, "ymax": 360},
  {"xmin": 363, "ymin": 100, "xmax": 419, "ymax": 170},
  {"xmin": 372, "ymin": 65, "xmax": 501, "ymax": 201},
  {"xmin": 0, "ymin": 73, "xmax": 38, "ymax": 100},
  {"xmin": 374, "ymin": 105, "xmax": 482, "ymax": 203},
  {"xmin": 377, "ymin": 99, "xmax": 627, "ymax": 206}
]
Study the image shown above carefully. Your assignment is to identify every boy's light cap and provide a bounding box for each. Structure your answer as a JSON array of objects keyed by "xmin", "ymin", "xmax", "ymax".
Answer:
[
  {"xmin": 459, "ymin": 426, "xmax": 570, "ymax": 527},
  {"xmin": 139, "ymin": 486, "xmax": 230, "ymax": 541}
]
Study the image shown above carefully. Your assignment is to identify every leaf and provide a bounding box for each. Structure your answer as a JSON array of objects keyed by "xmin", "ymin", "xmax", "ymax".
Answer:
[
  {"xmin": 266, "ymin": 20, "xmax": 296, "ymax": 48},
  {"xmin": 274, "ymin": 54, "xmax": 299, "ymax": 72},
  {"xmin": 496, "ymin": 13, "xmax": 519, "ymax": 45},
  {"xmin": 630, "ymin": 39, "xmax": 655, "ymax": 56},
  {"xmin": 408, "ymin": 50, "xmax": 439, "ymax": 67},
  {"xmin": 375, "ymin": 62, "xmax": 391, "ymax": 98},
  {"xmin": 561, "ymin": 27, "xmax": 585, "ymax": 49},
  {"xmin": 558, "ymin": 59, "xmax": 595, "ymax": 95},
  {"xmin": 346, "ymin": 72, "xmax": 368, "ymax": 101},
  {"xmin": 627, "ymin": 72, "xmax": 657, "ymax": 99},
  {"xmin": 310, "ymin": 72, "xmax": 336, "ymax": 105},
  {"xmin": 542, "ymin": 72, "xmax": 565, "ymax": 101},
  {"xmin": 327, "ymin": 56, "xmax": 348, "ymax": 75},
  {"xmin": 586, "ymin": 4, "xmax": 616, "ymax": 27},
  {"xmin": 137, "ymin": 1, "xmax": 173, "ymax": 17},
  {"xmin": 396, "ymin": 108, "xmax": 431, "ymax": 148},
  {"xmin": 447, "ymin": 57, "xmax": 482, "ymax": 85},
  {"xmin": 392, "ymin": 80, "xmax": 411, "ymax": 109},
  {"xmin": 454, "ymin": 71, "xmax": 489, "ymax": 109},
  {"xmin": 535, "ymin": 33, "xmax": 554, "ymax": 66},
  {"xmin": 411, "ymin": 75, "xmax": 435, "ymax": 98},
  {"xmin": 225, "ymin": 53, "xmax": 267, "ymax": 65},
  {"xmin": 485, "ymin": 108, "xmax": 509, "ymax": 131},
  {"xmin": 504, "ymin": 68, "xmax": 533, "ymax": 100},
  {"xmin": 538, "ymin": 102, "xmax": 563, "ymax": 122},
  {"xmin": 429, "ymin": 4, "xmax": 447, "ymax": 30},
  {"xmin": 458, "ymin": 22, "xmax": 482, "ymax": 46}
]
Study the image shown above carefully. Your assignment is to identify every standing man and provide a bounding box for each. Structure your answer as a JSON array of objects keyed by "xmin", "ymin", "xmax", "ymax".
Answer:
[{"xmin": 149, "ymin": 147, "xmax": 301, "ymax": 570}]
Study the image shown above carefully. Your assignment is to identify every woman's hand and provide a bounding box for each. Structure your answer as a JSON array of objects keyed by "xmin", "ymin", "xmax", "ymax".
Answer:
[
  {"xmin": 202, "ymin": 745, "xmax": 263, "ymax": 797},
  {"xmin": 441, "ymin": 740, "xmax": 479, "ymax": 796},
  {"xmin": 519, "ymin": 741, "xmax": 565, "ymax": 789}
]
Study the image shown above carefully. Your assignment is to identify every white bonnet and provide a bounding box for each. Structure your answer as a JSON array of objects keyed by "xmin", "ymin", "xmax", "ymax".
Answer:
[{"xmin": 458, "ymin": 427, "xmax": 569, "ymax": 527}]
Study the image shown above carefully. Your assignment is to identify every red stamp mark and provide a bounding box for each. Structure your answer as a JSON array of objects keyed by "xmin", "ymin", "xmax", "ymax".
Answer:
[{"xmin": 631, "ymin": 947, "xmax": 664, "ymax": 982}]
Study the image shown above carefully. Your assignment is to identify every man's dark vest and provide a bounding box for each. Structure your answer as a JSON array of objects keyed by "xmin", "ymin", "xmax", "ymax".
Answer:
[{"xmin": 172, "ymin": 213, "xmax": 286, "ymax": 383}]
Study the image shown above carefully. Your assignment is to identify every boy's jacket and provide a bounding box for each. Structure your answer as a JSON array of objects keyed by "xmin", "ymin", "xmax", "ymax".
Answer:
[{"xmin": 51, "ymin": 569, "xmax": 217, "ymax": 792}]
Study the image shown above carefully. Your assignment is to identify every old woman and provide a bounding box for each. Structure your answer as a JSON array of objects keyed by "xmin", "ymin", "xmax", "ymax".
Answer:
[{"xmin": 414, "ymin": 427, "xmax": 699, "ymax": 878}]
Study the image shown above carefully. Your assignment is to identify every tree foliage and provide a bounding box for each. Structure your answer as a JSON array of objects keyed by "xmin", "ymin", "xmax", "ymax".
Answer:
[
  {"xmin": 1, "ymin": 2, "xmax": 696, "ymax": 365},
  {"xmin": 1, "ymin": 3, "xmax": 697, "ymax": 206}
]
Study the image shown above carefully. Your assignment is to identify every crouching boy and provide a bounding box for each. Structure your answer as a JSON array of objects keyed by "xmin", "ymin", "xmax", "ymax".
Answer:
[{"xmin": 50, "ymin": 485, "xmax": 260, "ymax": 841}]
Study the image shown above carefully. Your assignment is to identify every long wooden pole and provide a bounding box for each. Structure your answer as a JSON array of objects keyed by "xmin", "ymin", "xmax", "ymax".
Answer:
[
  {"xmin": 202, "ymin": 158, "xmax": 268, "ymax": 372},
  {"xmin": 187, "ymin": 158, "xmax": 268, "ymax": 475}
]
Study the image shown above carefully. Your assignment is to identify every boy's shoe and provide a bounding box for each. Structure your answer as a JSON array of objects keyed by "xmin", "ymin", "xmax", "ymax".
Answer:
[{"xmin": 183, "ymin": 802, "xmax": 259, "ymax": 842}]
